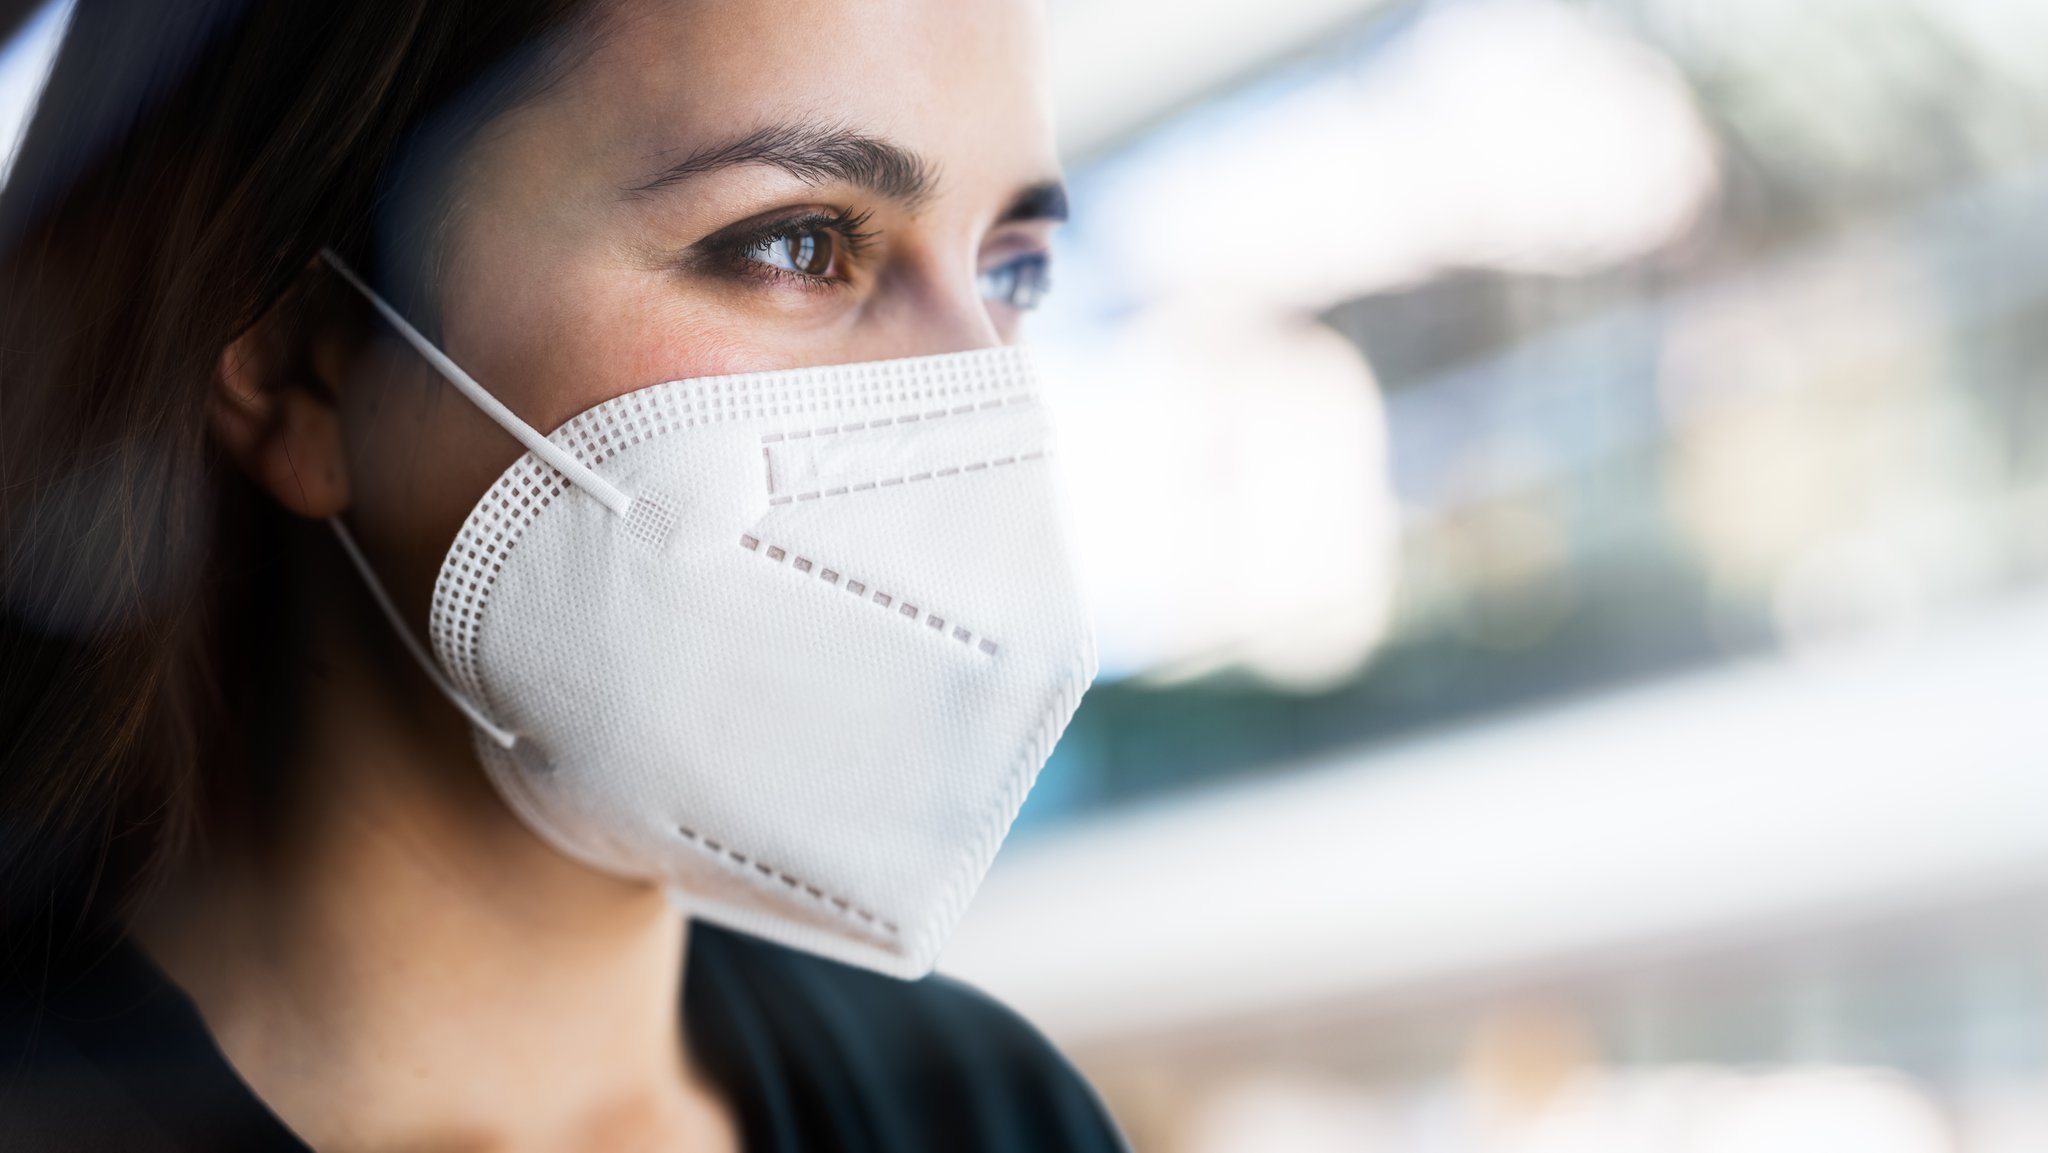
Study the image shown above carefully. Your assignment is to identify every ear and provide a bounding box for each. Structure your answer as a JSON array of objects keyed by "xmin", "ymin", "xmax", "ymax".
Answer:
[{"xmin": 209, "ymin": 274, "xmax": 352, "ymax": 518}]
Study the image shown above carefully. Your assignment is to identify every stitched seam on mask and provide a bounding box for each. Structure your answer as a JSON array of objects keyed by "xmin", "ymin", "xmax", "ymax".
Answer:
[
  {"xmin": 430, "ymin": 456, "xmax": 569, "ymax": 706},
  {"xmin": 427, "ymin": 347, "xmax": 1033, "ymax": 711},
  {"xmin": 739, "ymin": 534, "xmax": 998, "ymax": 654},
  {"xmin": 767, "ymin": 450, "xmax": 1047, "ymax": 507},
  {"xmin": 675, "ymin": 825, "xmax": 899, "ymax": 936},
  {"xmin": 565, "ymin": 378, "xmax": 1014, "ymax": 468},
  {"xmin": 427, "ymin": 394, "xmax": 1027, "ymax": 703},
  {"xmin": 912, "ymin": 658, "xmax": 1092, "ymax": 965},
  {"xmin": 554, "ymin": 349, "xmax": 1031, "ymax": 469},
  {"xmin": 757, "ymin": 391, "xmax": 1034, "ymax": 444}
]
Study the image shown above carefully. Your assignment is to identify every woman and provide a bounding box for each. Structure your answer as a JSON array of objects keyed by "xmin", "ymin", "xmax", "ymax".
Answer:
[{"xmin": 0, "ymin": 0, "xmax": 1115, "ymax": 1148}]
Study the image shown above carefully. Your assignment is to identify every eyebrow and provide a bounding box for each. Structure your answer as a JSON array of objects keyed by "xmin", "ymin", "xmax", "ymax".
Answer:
[
  {"xmin": 626, "ymin": 121, "xmax": 939, "ymax": 208},
  {"xmin": 997, "ymin": 180, "xmax": 1069, "ymax": 226}
]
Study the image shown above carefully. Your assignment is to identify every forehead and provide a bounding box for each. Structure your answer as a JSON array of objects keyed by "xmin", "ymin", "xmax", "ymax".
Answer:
[{"xmin": 525, "ymin": 0, "xmax": 1056, "ymax": 196}]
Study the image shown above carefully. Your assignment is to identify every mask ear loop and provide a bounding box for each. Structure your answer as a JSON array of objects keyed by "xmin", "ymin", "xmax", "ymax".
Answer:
[
  {"xmin": 314, "ymin": 247, "xmax": 634, "ymax": 754},
  {"xmin": 329, "ymin": 518, "xmax": 519, "ymax": 750},
  {"xmin": 317, "ymin": 248, "xmax": 633, "ymax": 516}
]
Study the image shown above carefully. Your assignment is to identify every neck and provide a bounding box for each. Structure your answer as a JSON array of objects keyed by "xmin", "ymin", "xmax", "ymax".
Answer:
[{"xmin": 134, "ymin": 532, "xmax": 736, "ymax": 1152}]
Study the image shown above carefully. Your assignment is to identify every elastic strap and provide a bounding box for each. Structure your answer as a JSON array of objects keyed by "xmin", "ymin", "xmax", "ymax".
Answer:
[
  {"xmin": 318, "ymin": 248, "xmax": 633, "ymax": 517},
  {"xmin": 328, "ymin": 517, "xmax": 519, "ymax": 750}
]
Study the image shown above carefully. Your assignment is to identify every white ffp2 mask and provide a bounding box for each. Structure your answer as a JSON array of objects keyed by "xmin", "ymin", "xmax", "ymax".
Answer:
[{"xmin": 322, "ymin": 253, "xmax": 1096, "ymax": 978}]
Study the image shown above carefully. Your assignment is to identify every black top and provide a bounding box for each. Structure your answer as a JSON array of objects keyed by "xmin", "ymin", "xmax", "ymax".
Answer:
[{"xmin": 0, "ymin": 923, "xmax": 1124, "ymax": 1151}]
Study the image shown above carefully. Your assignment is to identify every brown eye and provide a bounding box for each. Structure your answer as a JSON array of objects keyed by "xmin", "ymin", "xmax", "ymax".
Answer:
[{"xmin": 749, "ymin": 229, "xmax": 836, "ymax": 277}]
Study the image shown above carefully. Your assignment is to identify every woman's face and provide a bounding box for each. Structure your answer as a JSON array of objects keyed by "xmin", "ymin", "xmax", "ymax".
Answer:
[{"xmin": 341, "ymin": 0, "xmax": 1060, "ymax": 608}]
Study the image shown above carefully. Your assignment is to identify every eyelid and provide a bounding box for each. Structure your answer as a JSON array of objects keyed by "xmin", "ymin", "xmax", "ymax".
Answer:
[
  {"xmin": 686, "ymin": 205, "xmax": 878, "ymax": 288},
  {"xmin": 697, "ymin": 206, "xmax": 874, "ymax": 253},
  {"xmin": 979, "ymin": 224, "xmax": 1054, "ymax": 263}
]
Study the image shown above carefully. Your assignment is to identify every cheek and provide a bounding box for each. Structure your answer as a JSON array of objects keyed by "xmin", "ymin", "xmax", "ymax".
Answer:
[
  {"xmin": 339, "ymin": 344, "xmax": 518, "ymax": 629},
  {"xmin": 988, "ymin": 307, "xmax": 1023, "ymax": 346},
  {"xmin": 384, "ymin": 261, "xmax": 768, "ymax": 554},
  {"xmin": 442, "ymin": 260, "xmax": 771, "ymax": 437}
]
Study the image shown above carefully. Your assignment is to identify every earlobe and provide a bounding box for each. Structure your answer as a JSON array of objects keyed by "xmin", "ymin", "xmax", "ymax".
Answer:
[{"xmin": 210, "ymin": 307, "xmax": 351, "ymax": 519}]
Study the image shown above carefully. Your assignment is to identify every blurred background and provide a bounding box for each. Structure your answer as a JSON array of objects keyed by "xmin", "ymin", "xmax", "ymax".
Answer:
[
  {"xmin": 955, "ymin": 0, "xmax": 2048, "ymax": 1149},
  {"xmin": 10, "ymin": 0, "xmax": 2048, "ymax": 1148}
]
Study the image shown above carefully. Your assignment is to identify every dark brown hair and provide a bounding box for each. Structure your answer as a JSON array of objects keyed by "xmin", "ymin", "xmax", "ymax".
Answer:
[{"xmin": 0, "ymin": 0, "xmax": 601, "ymax": 972}]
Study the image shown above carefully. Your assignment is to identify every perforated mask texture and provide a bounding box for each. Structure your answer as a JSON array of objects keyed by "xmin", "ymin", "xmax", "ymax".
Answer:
[{"xmin": 426, "ymin": 346, "xmax": 1096, "ymax": 977}]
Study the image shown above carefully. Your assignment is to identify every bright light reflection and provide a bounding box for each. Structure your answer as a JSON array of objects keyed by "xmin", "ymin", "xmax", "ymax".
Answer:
[
  {"xmin": 0, "ymin": 0, "xmax": 72, "ymax": 187},
  {"xmin": 1036, "ymin": 0, "xmax": 1716, "ymax": 686},
  {"xmin": 1080, "ymin": 0, "xmax": 1717, "ymax": 309},
  {"xmin": 1178, "ymin": 1066, "xmax": 1956, "ymax": 1153},
  {"xmin": 1042, "ymin": 302, "xmax": 1398, "ymax": 689}
]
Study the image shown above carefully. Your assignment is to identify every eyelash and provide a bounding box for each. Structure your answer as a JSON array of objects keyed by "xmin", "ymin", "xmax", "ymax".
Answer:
[
  {"xmin": 703, "ymin": 206, "xmax": 877, "ymax": 288},
  {"xmin": 693, "ymin": 207, "xmax": 1055, "ymax": 313}
]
